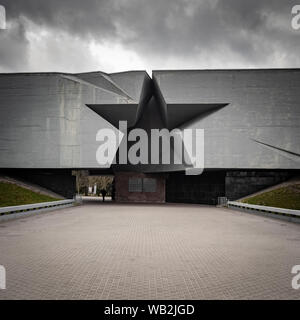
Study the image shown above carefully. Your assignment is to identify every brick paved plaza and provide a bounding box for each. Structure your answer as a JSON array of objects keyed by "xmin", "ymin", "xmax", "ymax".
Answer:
[{"xmin": 0, "ymin": 200, "xmax": 300, "ymax": 300}]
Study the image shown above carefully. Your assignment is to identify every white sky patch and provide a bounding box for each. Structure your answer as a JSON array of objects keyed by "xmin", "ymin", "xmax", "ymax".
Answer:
[
  {"xmin": 148, "ymin": 47, "xmax": 260, "ymax": 71},
  {"xmin": 23, "ymin": 19, "xmax": 148, "ymax": 74},
  {"xmin": 89, "ymin": 41, "xmax": 147, "ymax": 74},
  {"xmin": 25, "ymin": 21, "xmax": 97, "ymax": 73}
]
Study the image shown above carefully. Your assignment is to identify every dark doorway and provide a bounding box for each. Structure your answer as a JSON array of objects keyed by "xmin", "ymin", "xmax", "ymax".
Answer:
[{"xmin": 166, "ymin": 171, "xmax": 226, "ymax": 205}]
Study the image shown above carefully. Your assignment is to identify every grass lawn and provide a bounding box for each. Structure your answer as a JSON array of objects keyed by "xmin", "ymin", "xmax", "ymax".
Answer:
[
  {"xmin": 0, "ymin": 182, "xmax": 60, "ymax": 207},
  {"xmin": 241, "ymin": 184, "xmax": 300, "ymax": 210}
]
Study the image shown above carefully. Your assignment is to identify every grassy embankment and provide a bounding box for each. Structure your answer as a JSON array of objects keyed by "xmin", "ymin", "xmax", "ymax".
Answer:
[
  {"xmin": 241, "ymin": 183, "xmax": 300, "ymax": 210},
  {"xmin": 0, "ymin": 182, "xmax": 59, "ymax": 207}
]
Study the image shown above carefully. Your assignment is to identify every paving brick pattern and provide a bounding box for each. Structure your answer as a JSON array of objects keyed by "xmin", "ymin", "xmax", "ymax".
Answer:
[{"xmin": 0, "ymin": 201, "xmax": 300, "ymax": 300}]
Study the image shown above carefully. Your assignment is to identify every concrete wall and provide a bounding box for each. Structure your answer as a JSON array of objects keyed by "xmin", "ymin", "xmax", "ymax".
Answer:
[
  {"xmin": 225, "ymin": 171, "xmax": 291, "ymax": 200},
  {"xmin": 1, "ymin": 69, "xmax": 299, "ymax": 175},
  {"xmin": 115, "ymin": 172, "xmax": 166, "ymax": 203},
  {"xmin": 0, "ymin": 72, "xmax": 148, "ymax": 169},
  {"xmin": 166, "ymin": 170, "xmax": 293, "ymax": 204},
  {"xmin": 1, "ymin": 169, "xmax": 76, "ymax": 199},
  {"xmin": 153, "ymin": 69, "xmax": 300, "ymax": 170}
]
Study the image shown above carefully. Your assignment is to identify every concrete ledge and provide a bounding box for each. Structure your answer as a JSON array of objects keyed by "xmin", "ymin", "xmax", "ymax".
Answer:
[
  {"xmin": 0, "ymin": 199, "xmax": 75, "ymax": 222},
  {"xmin": 227, "ymin": 201, "xmax": 300, "ymax": 223}
]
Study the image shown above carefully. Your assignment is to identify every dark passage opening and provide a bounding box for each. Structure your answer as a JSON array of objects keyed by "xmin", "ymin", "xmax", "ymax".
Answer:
[{"xmin": 166, "ymin": 171, "xmax": 226, "ymax": 205}]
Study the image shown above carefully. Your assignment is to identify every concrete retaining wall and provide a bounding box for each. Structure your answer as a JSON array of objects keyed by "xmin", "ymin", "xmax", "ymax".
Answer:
[
  {"xmin": 0, "ymin": 199, "xmax": 75, "ymax": 222},
  {"xmin": 225, "ymin": 171, "xmax": 291, "ymax": 200},
  {"xmin": 227, "ymin": 201, "xmax": 300, "ymax": 223}
]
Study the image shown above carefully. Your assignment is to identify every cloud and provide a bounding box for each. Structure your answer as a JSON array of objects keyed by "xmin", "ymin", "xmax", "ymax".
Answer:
[
  {"xmin": 0, "ymin": 0, "xmax": 299, "ymax": 73},
  {"xmin": 25, "ymin": 20, "xmax": 145, "ymax": 73},
  {"xmin": 0, "ymin": 18, "xmax": 29, "ymax": 72}
]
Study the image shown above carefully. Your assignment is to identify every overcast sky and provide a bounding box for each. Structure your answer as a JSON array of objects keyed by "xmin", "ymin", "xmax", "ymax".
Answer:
[{"xmin": 0, "ymin": 0, "xmax": 299, "ymax": 75}]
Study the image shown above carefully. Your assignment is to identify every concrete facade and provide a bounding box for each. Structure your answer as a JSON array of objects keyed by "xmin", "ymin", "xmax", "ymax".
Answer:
[
  {"xmin": 0, "ymin": 69, "xmax": 299, "ymax": 171},
  {"xmin": 0, "ymin": 69, "xmax": 299, "ymax": 200},
  {"xmin": 0, "ymin": 71, "xmax": 150, "ymax": 169},
  {"xmin": 153, "ymin": 69, "xmax": 300, "ymax": 171},
  {"xmin": 225, "ymin": 171, "xmax": 291, "ymax": 200}
]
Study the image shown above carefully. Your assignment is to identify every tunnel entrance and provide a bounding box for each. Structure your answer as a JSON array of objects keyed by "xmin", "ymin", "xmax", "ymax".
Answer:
[
  {"xmin": 74, "ymin": 170, "xmax": 114, "ymax": 202},
  {"xmin": 75, "ymin": 170, "xmax": 166, "ymax": 204},
  {"xmin": 166, "ymin": 171, "xmax": 226, "ymax": 205}
]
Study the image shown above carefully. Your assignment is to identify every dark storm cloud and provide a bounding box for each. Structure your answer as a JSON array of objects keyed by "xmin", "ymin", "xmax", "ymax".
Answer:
[
  {"xmin": 2, "ymin": 0, "xmax": 120, "ymax": 39},
  {"xmin": 0, "ymin": 0, "xmax": 299, "ymax": 71},
  {"xmin": 0, "ymin": 18, "xmax": 28, "ymax": 71}
]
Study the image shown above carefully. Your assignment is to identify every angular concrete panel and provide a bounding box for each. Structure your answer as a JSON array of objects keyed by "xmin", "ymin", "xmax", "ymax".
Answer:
[{"xmin": 0, "ymin": 69, "xmax": 299, "ymax": 173}]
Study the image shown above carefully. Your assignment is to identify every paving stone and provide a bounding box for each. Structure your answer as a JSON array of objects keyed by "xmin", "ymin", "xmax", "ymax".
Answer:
[{"xmin": 0, "ymin": 202, "xmax": 300, "ymax": 299}]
